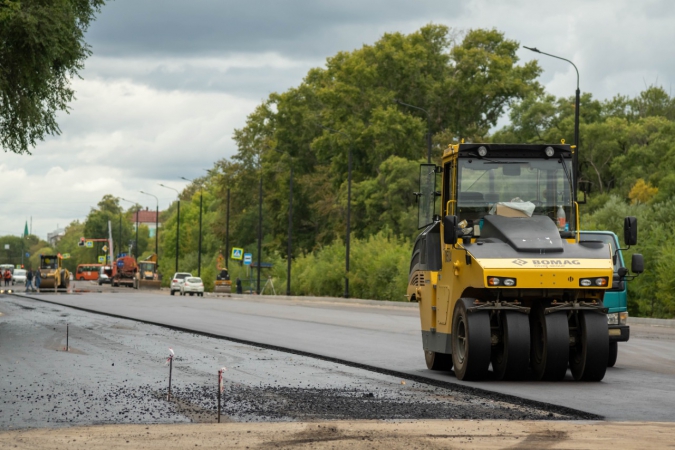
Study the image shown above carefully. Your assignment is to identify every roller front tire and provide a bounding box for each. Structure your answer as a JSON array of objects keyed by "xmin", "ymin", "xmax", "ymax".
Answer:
[{"xmin": 451, "ymin": 298, "xmax": 491, "ymax": 381}]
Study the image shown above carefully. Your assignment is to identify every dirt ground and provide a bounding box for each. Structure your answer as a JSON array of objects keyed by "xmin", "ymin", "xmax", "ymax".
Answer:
[{"xmin": 1, "ymin": 420, "xmax": 673, "ymax": 449}]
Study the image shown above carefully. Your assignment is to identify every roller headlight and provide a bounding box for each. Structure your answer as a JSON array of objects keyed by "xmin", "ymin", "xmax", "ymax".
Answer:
[
  {"xmin": 477, "ymin": 146, "xmax": 488, "ymax": 157},
  {"xmin": 545, "ymin": 146, "xmax": 555, "ymax": 157},
  {"xmin": 487, "ymin": 276, "xmax": 516, "ymax": 287},
  {"xmin": 607, "ymin": 313, "xmax": 618, "ymax": 325},
  {"xmin": 580, "ymin": 277, "xmax": 608, "ymax": 287}
]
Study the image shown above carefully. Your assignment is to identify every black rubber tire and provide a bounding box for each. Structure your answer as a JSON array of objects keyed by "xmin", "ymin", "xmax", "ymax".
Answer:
[
  {"xmin": 607, "ymin": 342, "xmax": 618, "ymax": 367},
  {"xmin": 190, "ymin": 293, "xmax": 194, "ymax": 296},
  {"xmin": 570, "ymin": 311, "xmax": 609, "ymax": 381},
  {"xmin": 451, "ymin": 298, "xmax": 491, "ymax": 381},
  {"xmin": 170, "ymin": 290, "xmax": 175, "ymax": 296},
  {"xmin": 492, "ymin": 311, "xmax": 530, "ymax": 380},
  {"xmin": 530, "ymin": 303, "xmax": 569, "ymax": 381},
  {"xmin": 425, "ymin": 350, "xmax": 453, "ymax": 371}
]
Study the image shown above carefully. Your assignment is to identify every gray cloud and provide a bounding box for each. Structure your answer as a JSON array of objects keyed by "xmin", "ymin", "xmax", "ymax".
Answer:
[{"xmin": 88, "ymin": 0, "xmax": 465, "ymax": 58}]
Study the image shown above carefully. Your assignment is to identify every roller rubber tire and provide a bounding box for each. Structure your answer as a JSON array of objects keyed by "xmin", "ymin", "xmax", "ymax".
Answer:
[
  {"xmin": 451, "ymin": 298, "xmax": 491, "ymax": 381},
  {"xmin": 492, "ymin": 311, "xmax": 530, "ymax": 380},
  {"xmin": 607, "ymin": 342, "xmax": 618, "ymax": 367},
  {"xmin": 425, "ymin": 351, "xmax": 453, "ymax": 371},
  {"xmin": 530, "ymin": 303, "xmax": 569, "ymax": 381},
  {"xmin": 570, "ymin": 311, "xmax": 609, "ymax": 381}
]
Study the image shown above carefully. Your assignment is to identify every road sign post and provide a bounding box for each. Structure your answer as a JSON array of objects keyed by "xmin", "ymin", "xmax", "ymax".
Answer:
[{"xmin": 232, "ymin": 248, "xmax": 244, "ymax": 260}]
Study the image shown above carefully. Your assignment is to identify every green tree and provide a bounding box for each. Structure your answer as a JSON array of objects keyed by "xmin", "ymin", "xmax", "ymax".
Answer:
[{"xmin": 0, "ymin": 0, "xmax": 105, "ymax": 154}]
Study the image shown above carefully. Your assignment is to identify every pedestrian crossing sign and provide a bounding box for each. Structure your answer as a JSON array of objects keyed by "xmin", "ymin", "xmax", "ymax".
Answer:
[
  {"xmin": 98, "ymin": 256, "xmax": 106, "ymax": 263},
  {"xmin": 232, "ymin": 247, "xmax": 244, "ymax": 260}
]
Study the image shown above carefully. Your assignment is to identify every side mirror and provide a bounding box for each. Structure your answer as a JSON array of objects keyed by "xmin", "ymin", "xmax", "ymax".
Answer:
[
  {"xmin": 624, "ymin": 216, "xmax": 638, "ymax": 246},
  {"xmin": 631, "ymin": 254, "xmax": 644, "ymax": 274},
  {"xmin": 579, "ymin": 180, "xmax": 592, "ymax": 194},
  {"xmin": 443, "ymin": 215, "xmax": 458, "ymax": 245}
]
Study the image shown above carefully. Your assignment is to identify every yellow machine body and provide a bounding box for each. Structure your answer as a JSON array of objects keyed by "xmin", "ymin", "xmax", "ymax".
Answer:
[
  {"xmin": 134, "ymin": 254, "xmax": 161, "ymax": 290},
  {"xmin": 39, "ymin": 254, "xmax": 70, "ymax": 291},
  {"xmin": 406, "ymin": 143, "xmax": 635, "ymax": 382}
]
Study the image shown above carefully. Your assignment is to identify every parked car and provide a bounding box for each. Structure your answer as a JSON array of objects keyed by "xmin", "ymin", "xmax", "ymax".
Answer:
[
  {"xmin": 98, "ymin": 266, "xmax": 112, "ymax": 285},
  {"xmin": 180, "ymin": 277, "xmax": 204, "ymax": 297},
  {"xmin": 11, "ymin": 269, "xmax": 26, "ymax": 285},
  {"xmin": 170, "ymin": 272, "xmax": 192, "ymax": 295}
]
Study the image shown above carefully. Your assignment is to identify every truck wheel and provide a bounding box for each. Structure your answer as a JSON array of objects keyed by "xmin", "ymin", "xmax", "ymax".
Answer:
[
  {"xmin": 530, "ymin": 303, "xmax": 569, "ymax": 381},
  {"xmin": 170, "ymin": 290, "xmax": 175, "ymax": 296},
  {"xmin": 451, "ymin": 298, "xmax": 491, "ymax": 381},
  {"xmin": 492, "ymin": 311, "xmax": 530, "ymax": 380},
  {"xmin": 425, "ymin": 351, "xmax": 452, "ymax": 371},
  {"xmin": 607, "ymin": 342, "xmax": 618, "ymax": 367},
  {"xmin": 570, "ymin": 311, "xmax": 609, "ymax": 381}
]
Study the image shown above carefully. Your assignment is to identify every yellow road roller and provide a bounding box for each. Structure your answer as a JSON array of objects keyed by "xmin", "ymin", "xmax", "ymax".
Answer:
[
  {"xmin": 134, "ymin": 254, "xmax": 161, "ymax": 290},
  {"xmin": 214, "ymin": 252, "xmax": 231, "ymax": 293},
  {"xmin": 408, "ymin": 143, "xmax": 644, "ymax": 382},
  {"xmin": 39, "ymin": 254, "xmax": 70, "ymax": 292}
]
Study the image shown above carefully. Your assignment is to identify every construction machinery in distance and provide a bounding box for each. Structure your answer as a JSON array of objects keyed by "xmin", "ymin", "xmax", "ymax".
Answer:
[
  {"xmin": 214, "ymin": 251, "xmax": 231, "ymax": 293},
  {"xmin": 408, "ymin": 142, "xmax": 644, "ymax": 382},
  {"xmin": 134, "ymin": 254, "xmax": 161, "ymax": 290},
  {"xmin": 38, "ymin": 254, "xmax": 70, "ymax": 292},
  {"xmin": 111, "ymin": 255, "xmax": 137, "ymax": 288}
]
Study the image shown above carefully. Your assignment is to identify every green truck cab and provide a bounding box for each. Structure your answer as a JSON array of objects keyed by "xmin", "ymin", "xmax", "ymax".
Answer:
[{"xmin": 580, "ymin": 231, "xmax": 643, "ymax": 367}]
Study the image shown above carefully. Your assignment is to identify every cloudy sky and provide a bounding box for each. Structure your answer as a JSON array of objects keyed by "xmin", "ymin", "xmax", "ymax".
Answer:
[{"xmin": 1, "ymin": 0, "xmax": 673, "ymax": 240}]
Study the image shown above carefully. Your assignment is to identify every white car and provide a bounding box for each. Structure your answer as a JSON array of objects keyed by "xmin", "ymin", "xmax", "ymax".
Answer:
[
  {"xmin": 180, "ymin": 277, "xmax": 204, "ymax": 297},
  {"xmin": 98, "ymin": 266, "xmax": 111, "ymax": 285},
  {"xmin": 12, "ymin": 269, "xmax": 26, "ymax": 285},
  {"xmin": 170, "ymin": 272, "xmax": 192, "ymax": 295}
]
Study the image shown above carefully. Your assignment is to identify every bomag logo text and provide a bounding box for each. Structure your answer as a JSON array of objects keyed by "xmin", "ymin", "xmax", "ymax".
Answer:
[{"xmin": 532, "ymin": 260, "xmax": 580, "ymax": 265}]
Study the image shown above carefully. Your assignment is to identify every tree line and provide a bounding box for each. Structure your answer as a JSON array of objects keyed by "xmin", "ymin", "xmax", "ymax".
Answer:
[{"xmin": 5, "ymin": 24, "xmax": 675, "ymax": 317}]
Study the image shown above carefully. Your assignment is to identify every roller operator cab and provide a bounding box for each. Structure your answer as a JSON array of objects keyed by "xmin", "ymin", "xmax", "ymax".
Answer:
[{"xmin": 408, "ymin": 143, "xmax": 644, "ymax": 382}]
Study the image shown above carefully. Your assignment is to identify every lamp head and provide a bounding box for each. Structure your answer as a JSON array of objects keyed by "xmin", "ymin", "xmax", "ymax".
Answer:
[{"xmin": 523, "ymin": 46, "xmax": 541, "ymax": 53}]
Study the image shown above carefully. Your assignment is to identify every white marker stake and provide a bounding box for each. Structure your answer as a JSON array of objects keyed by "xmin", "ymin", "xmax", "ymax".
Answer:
[
  {"xmin": 218, "ymin": 367, "xmax": 227, "ymax": 423},
  {"xmin": 166, "ymin": 348, "xmax": 175, "ymax": 401}
]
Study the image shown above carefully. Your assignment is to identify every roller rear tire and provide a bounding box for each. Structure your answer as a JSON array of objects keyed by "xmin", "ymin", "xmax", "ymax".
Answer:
[
  {"xmin": 451, "ymin": 298, "xmax": 491, "ymax": 381},
  {"xmin": 607, "ymin": 342, "xmax": 618, "ymax": 367},
  {"xmin": 492, "ymin": 311, "xmax": 530, "ymax": 380},
  {"xmin": 425, "ymin": 350, "xmax": 453, "ymax": 371},
  {"xmin": 570, "ymin": 311, "xmax": 609, "ymax": 381},
  {"xmin": 530, "ymin": 303, "xmax": 569, "ymax": 381}
]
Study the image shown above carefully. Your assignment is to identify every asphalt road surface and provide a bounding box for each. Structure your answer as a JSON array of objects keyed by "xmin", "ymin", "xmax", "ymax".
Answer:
[{"xmin": 8, "ymin": 286, "xmax": 675, "ymax": 421}]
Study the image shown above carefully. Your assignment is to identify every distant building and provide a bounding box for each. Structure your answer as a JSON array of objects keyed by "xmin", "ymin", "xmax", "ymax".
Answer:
[
  {"xmin": 130, "ymin": 208, "xmax": 162, "ymax": 237},
  {"xmin": 47, "ymin": 228, "xmax": 65, "ymax": 246}
]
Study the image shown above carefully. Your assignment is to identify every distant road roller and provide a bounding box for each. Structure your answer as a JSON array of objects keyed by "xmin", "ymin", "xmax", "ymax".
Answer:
[
  {"xmin": 407, "ymin": 143, "xmax": 644, "ymax": 382},
  {"xmin": 39, "ymin": 254, "xmax": 70, "ymax": 292},
  {"xmin": 134, "ymin": 254, "xmax": 161, "ymax": 290}
]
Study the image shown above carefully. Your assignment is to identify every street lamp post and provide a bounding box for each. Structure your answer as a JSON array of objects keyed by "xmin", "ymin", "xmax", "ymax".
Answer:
[
  {"xmin": 256, "ymin": 171, "xmax": 263, "ymax": 295},
  {"xmin": 523, "ymin": 46, "xmax": 580, "ymax": 198},
  {"xmin": 317, "ymin": 124, "xmax": 353, "ymax": 298},
  {"xmin": 274, "ymin": 150, "xmax": 294, "ymax": 296},
  {"xmin": 159, "ymin": 184, "xmax": 181, "ymax": 273},
  {"xmin": 394, "ymin": 99, "xmax": 432, "ymax": 163},
  {"xmin": 140, "ymin": 191, "xmax": 159, "ymax": 258},
  {"xmin": 204, "ymin": 169, "xmax": 230, "ymax": 268},
  {"xmin": 181, "ymin": 177, "xmax": 204, "ymax": 277}
]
